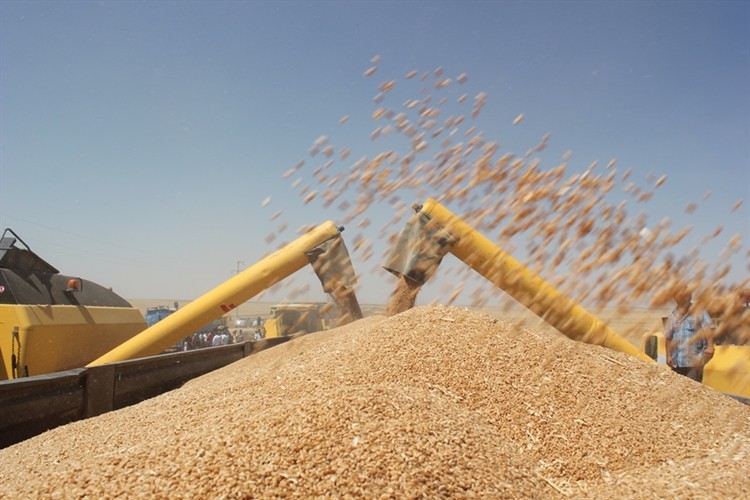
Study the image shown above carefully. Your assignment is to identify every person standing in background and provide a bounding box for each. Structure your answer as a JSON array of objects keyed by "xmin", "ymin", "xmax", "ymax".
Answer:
[{"xmin": 665, "ymin": 289, "xmax": 715, "ymax": 382}]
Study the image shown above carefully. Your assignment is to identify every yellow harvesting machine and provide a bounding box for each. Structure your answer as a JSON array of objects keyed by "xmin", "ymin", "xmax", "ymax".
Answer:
[
  {"xmin": 0, "ymin": 229, "xmax": 146, "ymax": 380},
  {"xmin": 263, "ymin": 303, "xmax": 328, "ymax": 339},
  {"xmin": 1, "ymin": 221, "xmax": 362, "ymax": 379}
]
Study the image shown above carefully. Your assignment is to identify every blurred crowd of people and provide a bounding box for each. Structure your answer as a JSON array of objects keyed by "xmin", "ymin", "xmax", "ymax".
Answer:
[{"xmin": 174, "ymin": 317, "xmax": 266, "ymax": 352}]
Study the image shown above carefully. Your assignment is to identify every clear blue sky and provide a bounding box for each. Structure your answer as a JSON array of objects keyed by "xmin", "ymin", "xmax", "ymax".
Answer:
[{"xmin": 1, "ymin": 0, "xmax": 748, "ymax": 306}]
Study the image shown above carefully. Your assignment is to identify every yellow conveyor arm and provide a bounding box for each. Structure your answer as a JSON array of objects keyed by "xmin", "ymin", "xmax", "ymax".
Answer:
[
  {"xmin": 89, "ymin": 221, "xmax": 346, "ymax": 366},
  {"xmin": 405, "ymin": 198, "xmax": 654, "ymax": 363}
]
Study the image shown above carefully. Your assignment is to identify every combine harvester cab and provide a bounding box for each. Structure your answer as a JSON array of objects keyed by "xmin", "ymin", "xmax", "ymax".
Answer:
[{"xmin": 0, "ymin": 229, "xmax": 147, "ymax": 380}]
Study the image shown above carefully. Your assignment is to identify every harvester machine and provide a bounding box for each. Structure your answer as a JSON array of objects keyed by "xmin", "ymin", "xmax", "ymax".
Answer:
[
  {"xmin": 0, "ymin": 221, "xmax": 362, "ymax": 379},
  {"xmin": 0, "ymin": 229, "xmax": 147, "ymax": 380},
  {"xmin": 263, "ymin": 303, "xmax": 325, "ymax": 339},
  {"xmin": 384, "ymin": 198, "xmax": 749, "ymax": 402}
]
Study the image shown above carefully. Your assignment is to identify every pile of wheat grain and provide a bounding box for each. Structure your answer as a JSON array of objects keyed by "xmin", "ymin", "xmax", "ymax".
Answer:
[{"xmin": 1, "ymin": 306, "xmax": 748, "ymax": 498}]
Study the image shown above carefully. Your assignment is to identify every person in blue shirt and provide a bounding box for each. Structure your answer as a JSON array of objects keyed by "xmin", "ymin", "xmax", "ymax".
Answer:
[{"xmin": 664, "ymin": 289, "xmax": 715, "ymax": 382}]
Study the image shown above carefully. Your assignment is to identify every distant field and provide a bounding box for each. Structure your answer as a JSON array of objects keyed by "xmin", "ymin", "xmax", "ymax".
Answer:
[{"xmin": 126, "ymin": 298, "xmax": 668, "ymax": 347}]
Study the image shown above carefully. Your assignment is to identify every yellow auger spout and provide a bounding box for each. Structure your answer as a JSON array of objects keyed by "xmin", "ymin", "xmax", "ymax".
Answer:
[
  {"xmin": 89, "ymin": 221, "xmax": 353, "ymax": 366},
  {"xmin": 386, "ymin": 198, "xmax": 653, "ymax": 363}
]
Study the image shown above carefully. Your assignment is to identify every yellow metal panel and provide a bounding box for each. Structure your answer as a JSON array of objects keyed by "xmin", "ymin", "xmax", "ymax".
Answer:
[
  {"xmin": 0, "ymin": 306, "xmax": 17, "ymax": 380},
  {"xmin": 0, "ymin": 304, "xmax": 146, "ymax": 379},
  {"xmin": 263, "ymin": 318, "xmax": 280, "ymax": 339},
  {"xmin": 703, "ymin": 346, "xmax": 750, "ymax": 400},
  {"xmin": 420, "ymin": 198, "xmax": 654, "ymax": 363}
]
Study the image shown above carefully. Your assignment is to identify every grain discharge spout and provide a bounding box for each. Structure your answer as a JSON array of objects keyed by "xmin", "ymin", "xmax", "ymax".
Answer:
[
  {"xmin": 384, "ymin": 198, "xmax": 654, "ymax": 363},
  {"xmin": 89, "ymin": 222, "xmax": 361, "ymax": 366}
]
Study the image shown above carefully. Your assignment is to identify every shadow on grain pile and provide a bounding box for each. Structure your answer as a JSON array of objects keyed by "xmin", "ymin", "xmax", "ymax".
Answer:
[{"xmin": 1, "ymin": 305, "xmax": 748, "ymax": 498}]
